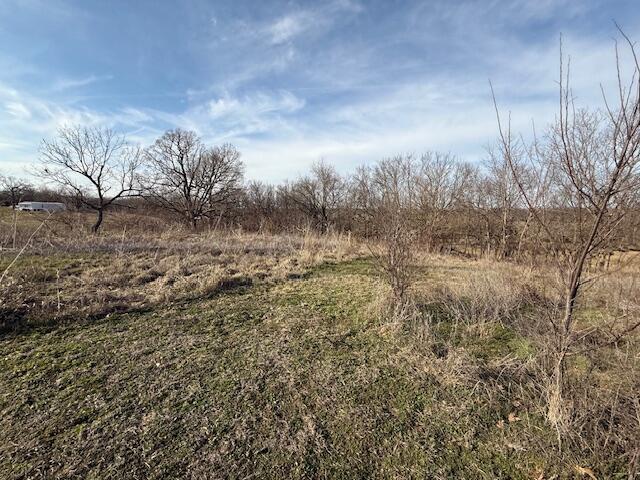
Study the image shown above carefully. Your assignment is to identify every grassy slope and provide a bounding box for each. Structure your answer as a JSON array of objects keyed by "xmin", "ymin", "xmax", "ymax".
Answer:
[{"xmin": 0, "ymin": 257, "xmax": 555, "ymax": 480}]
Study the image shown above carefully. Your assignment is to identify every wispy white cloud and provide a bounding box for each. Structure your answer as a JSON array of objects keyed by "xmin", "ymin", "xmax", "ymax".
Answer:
[
  {"xmin": 262, "ymin": 0, "xmax": 363, "ymax": 45},
  {"xmin": 201, "ymin": 0, "xmax": 364, "ymax": 92},
  {"xmin": 0, "ymin": 83, "xmax": 163, "ymax": 176},
  {"xmin": 51, "ymin": 74, "xmax": 113, "ymax": 92},
  {"xmin": 165, "ymin": 90, "xmax": 306, "ymax": 142},
  {"xmin": 0, "ymin": 84, "xmax": 307, "ymax": 177},
  {"xmin": 207, "ymin": 91, "xmax": 304, "ymax": 118},
  {"xmin": 267, "ymin": 13, "xmax": 310, "ymax": 45},
  {"xmin": 260, "ymin": 0, "xmax": 363, "ymax": 45},
  {"xmin": 5, "ymin": 101, "xmax": 31, "ymax": 120}
]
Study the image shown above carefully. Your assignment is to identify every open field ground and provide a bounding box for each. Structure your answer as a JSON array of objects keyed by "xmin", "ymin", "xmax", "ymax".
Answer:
[{"xmin": 1, "ymin": 209, "xmax": 639, "ymax": 479}]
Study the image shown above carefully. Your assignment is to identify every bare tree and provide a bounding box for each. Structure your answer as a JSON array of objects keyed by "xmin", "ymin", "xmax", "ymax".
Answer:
[
  {"xmin": 368, "ymin": 155, "xmax": 418, "ymax": 305},
  {"xmin": 39, "ymin": 126, "xmax": 142, "ymax": 232},
  {"xmin": 414, "ymin": 152, "xmax": 474, "ymax": 251},
  {"xmin": 243, "ymin": 181, "xmax": 277, "ymax": 231},
  {"xmin": 144, "ymin": 129, "xmax": 243, "ymax": 229},
  {"xmin": 288, "ymin": 160, "xmax": 345, "ymax": 233},
  {"xmin": 0, "ymin": 176, "xmax": 32, "ymax": 208},
  {"xmin": 473, "ymin": 145, "xmax": 528, "ymax": 258},
  {"xmin": 348, "ymin": 165, "xmax": 377, "ymax": 237},
  {"xmin": 492, "ymin": 31, "xmax": 640, "ymax": 429}
]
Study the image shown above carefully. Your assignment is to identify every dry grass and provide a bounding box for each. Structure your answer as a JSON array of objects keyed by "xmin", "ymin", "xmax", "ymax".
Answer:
[
  {"xmin": 0, "ymin": 208, "xmax": 638, "ymax": 478},
  {"xmin": 0, "ymin": 210, "xmax": 360, "ymax": 332},
  {"xmin": 407, "ymin": 252, "xmax": 640, "ymax": 476}
]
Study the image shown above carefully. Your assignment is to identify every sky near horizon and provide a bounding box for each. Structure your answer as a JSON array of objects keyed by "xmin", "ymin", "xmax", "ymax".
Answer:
[{"xmin": 1, "ymin": 0, "xmax": 639, "ymax": 182}]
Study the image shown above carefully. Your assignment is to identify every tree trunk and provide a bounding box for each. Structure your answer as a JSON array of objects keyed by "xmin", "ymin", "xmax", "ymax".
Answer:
[
  {"xmin": 320, "ymin": 207, "xmax": 329, "ymax": 234},
  {"xmin": 548, "ymin": 192, "xmax": 613, "ymax": 428},
  {"xmin": 483, "ymin": 216, "xmax": 492, "ymax": 256},
  {"xmin": 92, "ymin": 209, "xmax": 104, "ymax": 233},
  {"xmin": 547, "ymin": 349, "xmax": 568, "ymax": 431},
  {"xmin": 500, "ymin": 206, "xmax": 510, "ymax": 258}
]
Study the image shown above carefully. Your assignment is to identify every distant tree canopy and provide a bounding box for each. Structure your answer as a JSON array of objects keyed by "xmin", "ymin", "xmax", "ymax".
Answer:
[
  {"xmin": 0, "ymin": 175, "xmax": 33, "ymax": 208},
  {"xmin": 287, "ymin": 160, "xmax": 345, "ymax": 234},
  {"xmin": 143, "ymin": 129, "xmax": 244, "ymax": 229}
]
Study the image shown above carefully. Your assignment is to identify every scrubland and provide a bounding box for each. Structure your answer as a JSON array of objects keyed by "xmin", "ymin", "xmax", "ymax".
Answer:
[{"xmin": 1, "ymin": 209, "xmax": 638, "ymax": 479}]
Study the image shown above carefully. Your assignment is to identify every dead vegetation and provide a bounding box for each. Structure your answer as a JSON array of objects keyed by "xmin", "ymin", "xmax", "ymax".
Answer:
[
  {"xmin": 0, "ymin": 210, "xmax": 360, "ymax": 332},
  {"xmin": 0, "ymin": 211, "xmax": 638, "ymax": 478}
]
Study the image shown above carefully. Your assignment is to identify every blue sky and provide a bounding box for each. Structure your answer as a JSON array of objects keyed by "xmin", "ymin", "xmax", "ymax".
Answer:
[{"xmin": 1, "ymin": 0, "xmax": 639, "ymax": 181}]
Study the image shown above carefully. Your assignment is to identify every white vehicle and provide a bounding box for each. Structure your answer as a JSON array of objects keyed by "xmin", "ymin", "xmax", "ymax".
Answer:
[{"xmin": 16, "ymin": 201, "xmax": 66, "ymax": 213}]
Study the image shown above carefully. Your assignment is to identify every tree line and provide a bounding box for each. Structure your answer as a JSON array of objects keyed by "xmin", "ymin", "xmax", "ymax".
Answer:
[{"xmin": 2, "ymin": 125, "xmax": 639, "ymax": 259}]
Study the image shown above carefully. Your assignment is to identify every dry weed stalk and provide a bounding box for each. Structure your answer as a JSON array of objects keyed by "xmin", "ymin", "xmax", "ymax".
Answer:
[{"xmin": 0, "ymin": 212, "xmax": 52, "ymax": 286}]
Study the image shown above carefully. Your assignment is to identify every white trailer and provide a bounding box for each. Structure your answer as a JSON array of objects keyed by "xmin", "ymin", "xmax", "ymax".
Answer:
[{"xmin": 16, "ymin": 202, "xmax": 66, "ymax": 212}]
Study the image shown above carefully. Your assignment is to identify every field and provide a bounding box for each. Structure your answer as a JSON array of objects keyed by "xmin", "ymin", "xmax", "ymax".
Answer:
[{"xmin": 1, "ymin": 209, "xmax": 639, "ymax": 479}]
